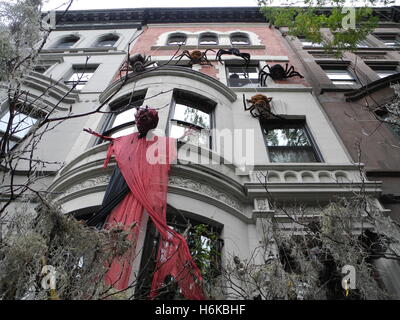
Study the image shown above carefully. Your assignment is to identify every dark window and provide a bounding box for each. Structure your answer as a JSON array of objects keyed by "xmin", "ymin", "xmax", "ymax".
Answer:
[
  {"xmin": 375, "ymin": 34, "xmax": 400, "ymax": 48},
  {"xmin": 33, "ymin": 65, "xmax": 50, "ymax": 73},
  {"xmin": 0, "ymin": 106, "xmax": 45, "ymax": 149},
  {"xmin": 368, "ymin": 64, "xmax": 399, "ymax": 79},
  {"xmin": 230, "ymin": 33, "xmax": 250, "ymax": 45},
  {"xmin": 321, "ymin": 65, "xmax": 356, "ymax": 85},
  {"xmin": 135, "ymin": 206, "xmax": 223, "ymax": 299},
  {"xmin": 95, "ymin": 34, "xmax": 119, "ymax": 47},
  {"xmin": 261, "ymin": 119, "xmax": 321, "ymax": 163},
  {"xmin": 64, "ymin": 66, "xmax": 98, "ymax": 90},
  {"xmin": 226, "ymin": 64, "xmax": 259, "ymax": 87},
  {"xmin": 100, "ymin": 91, "xmax": 146, "ymax": 140},
  {"xmin": 54, "ymin": 35, "xmax": 79, "ymax": 49},
  {"xmin": 167, "ymin": 33, "xmax": 186, "ymax": 46},
  {"xmin": 169, "ymin": 90, "xmax": 214, "ymax": 149},
  {"xmin": 199, "ymin": 33, "xmax": 218, "ymax": 45}
]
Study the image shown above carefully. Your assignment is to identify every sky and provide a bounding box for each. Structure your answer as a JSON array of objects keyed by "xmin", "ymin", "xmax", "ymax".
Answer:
[{"xmin": 42, "ymin": 0, "xmax": 260, "ymax": 11}]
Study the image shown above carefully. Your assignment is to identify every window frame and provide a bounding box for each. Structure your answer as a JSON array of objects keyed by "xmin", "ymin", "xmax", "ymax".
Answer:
[
  {"xmin": 98, "ymin": 91, "xmax": 147, "ymax": 142},
  {"xmin": 64, "ymin": 65, "xmax": 98, "ymax": 90},
  {"xmin": 230, "ymin": 32, "xmax": 251, "ymax": 46},
  {"xmin": 198, "ymin": 32, "xmax": 219, "ymax": 46},
  {"xmin": 260, "ymin": 118, "xmax": 323, "ymax": 163},
  {"xmin": 367, "ymin": 63, "xmax": 399, "ymax": 79},
  {"xmin": 374, "ymin": 33, "xmax": 400, "ymax": 48},
  {"xmin": 167, "ymin": 33, "xmax": 187, "ymax": 46},
  {"xmin": 226, "ymin": 62, "xmax": 260, "ymax": 88},
  {"xmin": 94, "ymin": 34, "xmax": 119, "ymax": 48},
  {"xmin": 0, "ymin": 104, "xmax": 46, "ymax": 149},
  {"xmin": 321, "ymin": 65, "xmax": 357, "ymax": 86},
  {"xmin": 135, "ymin": 205, "xmax": 223, "ymax": 299},
  {"xmin": 167, "ymin": 90, "xmax": 216, "ymax": 150},
  {"xmin": 53, "ymin": 35, "xmax": 80, "ymax": 49}
]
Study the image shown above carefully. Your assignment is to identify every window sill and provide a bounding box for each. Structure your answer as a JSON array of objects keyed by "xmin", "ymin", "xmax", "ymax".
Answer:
[{"xmin": 320, "ymin": 83, "xmax": 360, "ymax": 93}]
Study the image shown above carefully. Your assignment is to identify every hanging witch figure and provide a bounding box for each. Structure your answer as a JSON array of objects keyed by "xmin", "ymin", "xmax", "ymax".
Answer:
[{"xmin": 83, "ymin": 106, "xmax": 205, "ymax": 300}]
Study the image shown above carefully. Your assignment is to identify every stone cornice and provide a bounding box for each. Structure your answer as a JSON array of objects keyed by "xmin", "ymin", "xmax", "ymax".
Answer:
[{"xmin": 52, "ymin": 7, "xmax": 400, "ymax": 29}]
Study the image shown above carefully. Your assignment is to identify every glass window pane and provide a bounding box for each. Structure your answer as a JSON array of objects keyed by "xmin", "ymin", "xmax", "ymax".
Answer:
[
  {"xmin": 231, "ymin": 34, "xmax": 250, "ymax": 45},
  {"xmin": 265, "ymin": 128, "xmax": 311, "ymax": 147},
  {"xmin": 168, "ymin": 35, "xmax": 186, "ymax": 45},
  {"xmin": 55, "ymin": 36, "xmax": 79, "ymax": 48},
  {"xmin": 325, "ymin": 71, "xmax": 353, "ymax": 80},
  {"xmin": 263, "ymin": 125, "xmax": 319, "ymax": 163},
  {"xmin": 68, "ymin": 71, "xmax": 94, "ymax": 82},
  {"xmin": 227, "ymin": 66, "xmax": 259, "ymax": 87},
  {"xmin": 173, "ymin": 104, "xmax": 210, "ymax": 130},
  {"xmin": 112, "ymin": 108, "xmax": 137, "ymax": 128},
  {"xmin": 331, "ymin": 80, "xmax": 356, "ymax": 85},
  {"xmin": 199, "ymin": 34, "xmax": 218, "ymax": 45},
  {"xmin": 65, "ymin": 67, "xmax": 97, "ymax": 89},
  {"xmin": 0, "ymin": 112, "xmax": 37, "ymax": 139},
  {"xmin": 96, "ymin": 40, "xmax": 116, "ymax": 47},
  {"xmin": 110, "ymin": 125, "xmax": 137, "ymax": 138},
  {"xmin": 170, "ymin": 122, "xmax": 210, "ymax": 148},
  {"xmin": 96, "ymin": 36, "xmax": 118, "ymax": 47},
  {"xmin": 269, "ymin": 147, "xmax": 318, "ymax": 163}
]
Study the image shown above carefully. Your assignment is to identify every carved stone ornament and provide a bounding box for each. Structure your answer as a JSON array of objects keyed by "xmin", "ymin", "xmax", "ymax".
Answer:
[
  {"xmin": 255, "ymin": 199, "xmax": 269, "ymax": 211},
  {"xmin": 168, "ymin": 175, "xmax": 244, "ymax": 212}
]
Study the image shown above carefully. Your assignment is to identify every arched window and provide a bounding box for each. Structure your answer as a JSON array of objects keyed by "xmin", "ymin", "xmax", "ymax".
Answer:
[
  {"xmin": 230, "ymin": 33, "xmax": 250, "ymax": 45},
  {"xmin": 167, "ymin": 33, "xmax": 186, "ymax": 46},
  {"xmin": 95, "ymin": 34, "xmax": 119, "ymax": 47},
  {"xmin": 53, "ymin": 35, "xmax": 80, "ymax": 49},
  {"xmin": 100, "ymin": 91, "xmax": 147, "ymax": 140},
  {"xmin": 199, "ymin": 32, "xmax": 218, "ymax": 46},
  {"xmin": 169, "ymin": 90, "xmax": 215, "ymax": 149}
]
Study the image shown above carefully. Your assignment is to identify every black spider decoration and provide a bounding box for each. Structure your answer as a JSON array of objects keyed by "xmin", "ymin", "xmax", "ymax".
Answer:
[
  {"xmin": 216, "ymin": 48, "xmax": 251, "ymax": 69},
  {"xmin": 121, "ymin": 53, "xmax": 157, "ymax": 74},
  {"xmin": 174, "ymin": 49, "xmax": 215, "ymax": 66},
  {"xmin": 259, "ymin": 63, "xmax": 304, "ymax": 87}
]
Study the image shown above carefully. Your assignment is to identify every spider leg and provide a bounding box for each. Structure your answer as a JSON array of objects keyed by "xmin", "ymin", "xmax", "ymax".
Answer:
[
  {"xmin": 260, "ymin": 72, "xmax": 270, "ymax": 87},
  {"xmin": 241, "ymin": 53, "xmax": 251, "ymax": 70},
  {"xmin": 287, "ymin": 70, "xmax": 304, "ymax": 79},
  {"xmin": 250, "ymin": 107, "xmax": 259, "ymax": 118},
  {"xmin": 216, "ymin": 49, "xmax": 229, "ymax": 64},
  {"xmin": 201, "ymin": 52, "xmax": 213, "ymax": 66},
  {"xmin": 284, "ymin": 63, "xmax": 289, "ymax": 74},
  {"xmin": 175, "ymin": 52, "xmax": 191, "ymax": 65},
  {"xmin": 204, "ymin": 48, "xmax": 216, "ymax": 55},
  {"xmin": 243, "ymin": 94, "xmax": 251, "ymax": 111}
]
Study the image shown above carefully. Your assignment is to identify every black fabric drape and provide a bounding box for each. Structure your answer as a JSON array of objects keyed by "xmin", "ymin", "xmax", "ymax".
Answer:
[{"xmin": 86, "ymin": 166, "xmax": 130, "ymax": 228}]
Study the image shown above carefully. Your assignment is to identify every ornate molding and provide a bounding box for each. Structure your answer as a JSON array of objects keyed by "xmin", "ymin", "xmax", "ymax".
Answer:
[
  {"xmin": 54, "ymin": 173, "xmax": 245, "ymax": 214},
  {"xmin": 168, "ymin": 175, "xmax": 244, "ymax": 212},
  {"xmin": 54, "ymin": 174, "xmax": 110, "ymax": 201}
]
